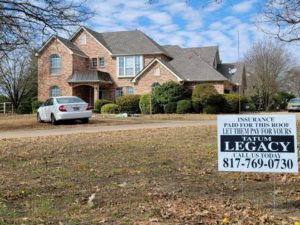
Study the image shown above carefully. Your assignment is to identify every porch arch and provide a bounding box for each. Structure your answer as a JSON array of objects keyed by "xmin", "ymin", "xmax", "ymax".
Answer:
[{"xmin": 72, "ymin": 85, "xmax": 94, "ymax": 105}]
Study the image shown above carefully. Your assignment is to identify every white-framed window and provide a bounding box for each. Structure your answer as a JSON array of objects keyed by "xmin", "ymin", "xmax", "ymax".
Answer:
[
  {"xmin": 79, "ymin": 33, "xmax": 86, "ymax": 45},
  {"xmin": 154, "ymin": 68, "xmax": 160, "ymax": 76},
  {"xmin": 115, "ymin": 87, "xmax": 122, "ymax": 98},
  {"xmin": 99, "ymin": 57, "xmax": 105, "ymax": 67},
  {"xmin": 49, "ymin": 54, "xmax": 61, "ymax": 75},
  {"xmin": 117, "ymin": 56, "xmax": 143, "ymax": 77},
  {"xmin": 49, "ymin": 86, "xmax": 60, "ymax": 97},
  {"xmin": 126, "ymin": 86, "xmax": 134, "ymax": 95},
  {"xmin": 91, "ymin": 58, "xmax": 97, "ymax": 67}
]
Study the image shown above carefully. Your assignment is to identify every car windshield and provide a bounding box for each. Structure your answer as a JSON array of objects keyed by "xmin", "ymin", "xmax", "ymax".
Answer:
[
  {"xmin": 56, "ymin": 97, "xmax": 84, "ymax": 104},
  {"xmin": 289, "ymin": 99, "xmax": 300, "ymax": 103}
]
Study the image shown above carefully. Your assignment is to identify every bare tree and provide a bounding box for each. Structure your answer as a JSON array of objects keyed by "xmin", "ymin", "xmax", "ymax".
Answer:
[
  {"xmin": 244, "ymin": 39, "xmax": 294, "ymax": 110},
  {"xmin": 0, "ymin": 50, "xmax": 37, "ymax": 110},
  {"xmin": 0, "ymin": 0, "xmax": 93, "ymax": 54},
  {"xmin": 284, "ymin": 68, "xmax": 300, "ymax": 96},
  {"xmin": 258, "ymin": 0, "xmax": 300, "ymax": 43}
]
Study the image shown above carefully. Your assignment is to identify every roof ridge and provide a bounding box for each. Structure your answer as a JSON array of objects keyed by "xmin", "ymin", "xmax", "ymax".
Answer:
[{"xmin": 135, "ymin": 30, "xmax": 173, "ymax": 58}]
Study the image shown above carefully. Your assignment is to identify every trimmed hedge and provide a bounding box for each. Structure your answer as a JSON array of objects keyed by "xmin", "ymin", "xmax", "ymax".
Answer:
[
  {"xmin": 139, "ymin": 94, "xmax": 162, "ymax": 114},
  {"xmin": 192, "ymin": 84, "xmax": 218, "ymax": 113},
  {"xmin": 192, "ymin": 84, "xmax": 218, "ymax": 105},
  {"xmin": 203, "ymin": 105, "xmax": 220, "ymax": 114},
  {"xmin": 204, "ymin": 94, "xmax": 225, "ymax": 114},
  {"xmin": 152, "ymin": 81, "xmax": 186, "ymax": 106},
  {"xmin": 164, "ymin": 102, "xmax": 177, "ymax": 113},
  {"xmin": 222, "ymin": 94, "xmax": 250, "ymax": 113},
  {"xmin": 192, "ymin": 100, "xmax": 202, "ymax": 113},
  {"xmin": 116, "ymin": 95, "xmax": 141, "ymax": 114},
  {"xmin": 176, "ymin": 100, "xmax": 191, "ymax": 114},
  {"xmin": 101, "ymin": 103, "xmax": 119, "ymax": 114},
  {"xmin": 94, "ymin": 99, "xmax": 112, "ymax": 113}
]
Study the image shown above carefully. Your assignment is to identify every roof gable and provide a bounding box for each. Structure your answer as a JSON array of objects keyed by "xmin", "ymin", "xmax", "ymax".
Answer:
[
  {"xmin": 36, "ymin": 35, "xmax": 87, "ymax": 58},
  {"xmin": 132, "ymin": 58, "xmax": 183, "ymax": 83},
  {"xmin": 71, "ymin": 26, "xmax": 171, "ymax": 57}
]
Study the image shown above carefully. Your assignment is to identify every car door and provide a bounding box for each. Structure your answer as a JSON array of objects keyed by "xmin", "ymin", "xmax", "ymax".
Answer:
[
  {"xmin": 44, "ymin": 98, "xmax": 54, "ymax": 121},
  {"xmin": 38, "ymin": 99, "xmax": 49, "ymax": 121}
]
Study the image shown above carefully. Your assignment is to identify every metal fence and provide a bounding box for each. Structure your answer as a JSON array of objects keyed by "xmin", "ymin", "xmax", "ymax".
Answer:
[{"xmin": 0, "ymin": 102, "xmax": 13, "ymax": 114}]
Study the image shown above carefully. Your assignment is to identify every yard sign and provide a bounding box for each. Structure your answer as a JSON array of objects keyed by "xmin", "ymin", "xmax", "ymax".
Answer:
[{"xmin": 218, "ymin": 115, "xmax": 298, "ymax": 173}]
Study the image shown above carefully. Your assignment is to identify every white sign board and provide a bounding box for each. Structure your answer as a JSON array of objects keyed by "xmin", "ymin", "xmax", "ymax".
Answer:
[{"xmin": 218, "ymin": 115, "xmax": 298, "ymax": 173}]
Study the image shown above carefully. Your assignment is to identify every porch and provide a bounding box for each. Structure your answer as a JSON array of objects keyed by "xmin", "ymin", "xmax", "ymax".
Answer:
[{"xmin": 68, "ymin": 70, "xmax": 113, "ymax": 105}]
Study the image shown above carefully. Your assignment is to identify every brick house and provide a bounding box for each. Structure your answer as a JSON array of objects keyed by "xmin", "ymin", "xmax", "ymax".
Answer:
[{"xmin": 36, "ymin": 26, "xmax": 246, "ymax": 104}]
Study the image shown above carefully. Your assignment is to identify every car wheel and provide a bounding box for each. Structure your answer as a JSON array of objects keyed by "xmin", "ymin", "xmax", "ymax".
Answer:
[
  {"xmin": 37, "ymin": 113, "xmax": 43, "ymax": 123},
  {"xmin": 82, "ymin": 118, "xmax": 89, "ymax": 124},
  {"xmin": 51, "ymin": 114, "xmax": 57, "ymax": 125}
]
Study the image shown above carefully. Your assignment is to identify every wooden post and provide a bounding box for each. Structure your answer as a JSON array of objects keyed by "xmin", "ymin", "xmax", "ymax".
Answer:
[{"xmin": 3, "ymin": 102, "xmax": 6, "ymax": 114}]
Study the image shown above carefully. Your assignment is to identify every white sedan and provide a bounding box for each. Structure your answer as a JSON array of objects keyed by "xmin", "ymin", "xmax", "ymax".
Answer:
[{"xmin": 37, "ymin": 96, "xmax": 92, "ymax": 124}]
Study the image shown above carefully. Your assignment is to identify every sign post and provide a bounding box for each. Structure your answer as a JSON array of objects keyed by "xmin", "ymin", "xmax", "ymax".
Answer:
[{"xmin": 218, "ymin": 115, "xmax": 298, "ymax": 173}]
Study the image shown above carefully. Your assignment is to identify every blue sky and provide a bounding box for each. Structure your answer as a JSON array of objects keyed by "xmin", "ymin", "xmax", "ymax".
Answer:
[{"xmin": 84, "ymin": 0, "xmax": 299, "ymax": 63}]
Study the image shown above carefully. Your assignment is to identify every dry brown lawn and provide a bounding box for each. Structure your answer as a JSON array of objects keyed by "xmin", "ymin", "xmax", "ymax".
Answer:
[
  {"xmin": 0, "ymin": 124, "xmax": 299, "ymax": 224},
  {"xmin": 0, "ymin": 114, "xmax": 159, "ymax": 132}
]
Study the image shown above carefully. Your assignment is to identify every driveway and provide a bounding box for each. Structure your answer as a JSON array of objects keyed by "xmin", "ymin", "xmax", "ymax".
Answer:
[{"xmin": 0, "ymin": 120, "xmax": 216, "ymax": 139}]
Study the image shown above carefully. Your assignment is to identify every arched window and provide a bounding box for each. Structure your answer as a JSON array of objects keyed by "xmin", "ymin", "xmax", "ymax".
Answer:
[
  {"xmin": 49, "ymin": 86, "xmax": 60, "ymax": 97},
  {"xmin": 151, "ymin": 82, "xmax": 160, "ymax": 91},
  {"xmin": 50, "ymin": 54, "xmax": 61, "ymax": 74}
]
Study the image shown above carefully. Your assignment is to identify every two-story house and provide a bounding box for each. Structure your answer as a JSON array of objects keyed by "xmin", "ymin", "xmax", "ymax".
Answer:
[{"xmin": 36, "ymin": 26, "xmax": 246, "ymax": 105}]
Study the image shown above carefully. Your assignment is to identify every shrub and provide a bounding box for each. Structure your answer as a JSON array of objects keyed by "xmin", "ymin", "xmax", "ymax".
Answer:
[
  {"xmin": 164, "ymin": 102, "xmax": 177, "ymax": 113},
  {"xmin": 16, "ymin": 102, "xmax": 32, "ymax": 114},
  {"xmin": 192, "ymin": 84, "xmax": 218, "ymax": 108},
  {"xmin": 152, "ymin": 81, "xmax": 186, "ymax": 106},
  {"xmin": 94, "ymin": 99, "xmax": 112, "ymax": 113},
  {"xmin": 31, "ymin": 99, "xmax": 43, "ymax": 113},
  {"xmin": 244, "ymin": 102, "xmax": 256, "ymax": 111},
  {"xmin": 192, "ymin": 100, "xmax": 202, "ymax": 113},
  {"xmin": 176, "ymin": 100, "xmax": 192, "ymax": 114},
  {"xmin": 116, "ymin": 95, "xmax": 141, "ymax": 114},
  {"xmin": 271, "ymin": 91, "xmax": 295, "ymax": 110},
  {"xmin": 101, "ymin": 103, "xmax": 119, "ymax": 114},
  {"xmin": 204, "ymin": 94, "xmax": 225, "ymax": 114},
  {"xmin": 139, "ymin": 94, "xmax": 162, "ymax": 114},
  {"xmin": 203, "ymin": 105, "xmax": 220, "ymax": 114}
]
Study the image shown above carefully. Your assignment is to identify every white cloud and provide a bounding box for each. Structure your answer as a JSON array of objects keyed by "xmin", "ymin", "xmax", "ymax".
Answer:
[
  {"xmin": 80, "ymin": 0, "xmax": 300, "ymax": 64},
  {"xmin": 147, "ymin": 12, "xmax": 172, "ymax": 25},
  {"xmin": 232, "ymin": 0, "xmax": 257, "ymax": 13}
]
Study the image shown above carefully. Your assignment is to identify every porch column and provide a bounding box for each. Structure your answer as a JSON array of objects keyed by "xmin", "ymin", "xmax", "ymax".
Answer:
[{"xmin": 94, "ymin": 85, "xmax": 99, "ymax": 103}]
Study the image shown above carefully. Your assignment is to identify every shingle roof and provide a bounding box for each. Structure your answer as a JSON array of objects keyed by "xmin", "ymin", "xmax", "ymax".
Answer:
[
  {"xmin": 68, "ymin": 70, "xmax": 112, "ymax": 83},
  {"xmin": 162, "ymin": 45, "xmax": 228, "ymax": 82},
  {"xmin": 84, "ymin": 27, "xmax": 171, "ymax": 57},
  {"xmin": 217, "ymin": 63, "xmax": 244, "ymax": 85},
  {"xmin": 185, "ymin": 46, "xmax": 218, "ymax": 66},
  {"xmin": 57, "ymin": 36, "xmax": 88, "ymax": 57}
]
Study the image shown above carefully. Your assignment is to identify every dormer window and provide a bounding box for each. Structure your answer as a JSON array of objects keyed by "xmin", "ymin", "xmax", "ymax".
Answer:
[
  {"xmin": 49, "ymin": 54, "xmax": 61, "ymax": 75},
  {"xmin": 79, "ymin": 34, "xmax": 86, "ymax": 45}
]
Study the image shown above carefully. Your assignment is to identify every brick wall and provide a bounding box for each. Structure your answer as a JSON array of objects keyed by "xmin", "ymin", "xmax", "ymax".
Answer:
[
  {"xmin": 37, "ymin": 38, "xmax": 73, "ymax": 101},
  {"xmin": 134, "ymin": 61, "xmax": 179, "ymax": 94}
]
